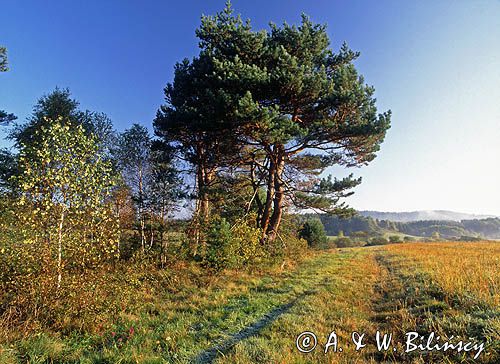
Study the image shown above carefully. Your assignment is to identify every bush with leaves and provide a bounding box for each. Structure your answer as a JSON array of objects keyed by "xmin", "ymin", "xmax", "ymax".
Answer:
[
  {"xmin": 203, "ymin": 217, "xmax": 237, "ymax": 271},
  {"xmin": 388, "ymin": 235, "xmax": 403, "ymax": 244},
  {"xmin": 335, "ymin": 237, "xmax": 358, "ymax": 248},
  {"xmin": 299, "ymin": 218, "xmax": 329, "ymax": 249},
  {"xmin": 232, "ymin": 214, "xmax": 264, "ymax": 266},
  {"xmin": 273, "ymin": 215, "xmax": 308, "ymax": 264},
  {"xmin": 1, "ymin": 119, "xmax": 119, "ymax": 325},
  {"xmin": 366, "ymin": 236, "xmax": 390, "ymax": 246}
]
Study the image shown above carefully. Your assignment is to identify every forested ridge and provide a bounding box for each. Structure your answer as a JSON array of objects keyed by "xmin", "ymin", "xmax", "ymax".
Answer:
[{"xmin": 317, "ymin": 213, "xmax": 500, "ymax": 240}]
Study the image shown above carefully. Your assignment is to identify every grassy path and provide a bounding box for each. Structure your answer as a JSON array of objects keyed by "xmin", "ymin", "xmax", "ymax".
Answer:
[
  {"xmin": 211, "ymin": 249, "xmax": 381, "ymax": 364},
  {"xmin": 1, "ymin": 250, "xmax": 381, "ymax": 363},
  {"xmin": 211, "ymin": 246, "xmax": 499, "ymax": 364},
  {"xmin": 1, "ymin": 244, "xmax": 498, "ymax": 363}
]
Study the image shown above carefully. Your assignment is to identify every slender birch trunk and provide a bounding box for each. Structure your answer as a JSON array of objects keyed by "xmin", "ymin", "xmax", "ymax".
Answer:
[{"xmin": 57, "ymin": 209, "xmax": 65, "ymax": 289}]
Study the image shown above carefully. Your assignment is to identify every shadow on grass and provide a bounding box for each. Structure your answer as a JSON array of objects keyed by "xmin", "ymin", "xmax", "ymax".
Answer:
[{"xmin": 194, "ymin": 290, "xmax": 314, "ymax": 364}]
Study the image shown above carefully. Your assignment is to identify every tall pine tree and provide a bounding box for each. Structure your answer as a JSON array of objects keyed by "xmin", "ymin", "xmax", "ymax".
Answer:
[{"xmin": 156, "ymin": 3, "xmax": 391, "ymax": 244}]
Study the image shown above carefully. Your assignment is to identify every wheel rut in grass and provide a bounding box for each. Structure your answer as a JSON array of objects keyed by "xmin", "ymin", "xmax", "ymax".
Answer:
[
  {"xmin": 193, "ymin": 289, "xmax": 313, "ymax": 364},
  {"xmin": 192, "ymin": 251, "xmax": 348, "ymax": 363}
]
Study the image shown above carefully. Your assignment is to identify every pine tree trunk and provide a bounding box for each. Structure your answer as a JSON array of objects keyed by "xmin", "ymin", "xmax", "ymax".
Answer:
[
  {"xmin": 194, "ymin": 157, "xmax": 209, "ymax": 257},
  {"xmin": 149, "ymin": 214, "xmax": 154, "ymax": 249},
  {"xmin": 249, "ymin": 161, "xmax": 264, "ymax": 225},
  {"xmin": 196, "ymin": 155, "xmax": 209, "ymax": 222},
  {"xmin": 160, "ymin": 204, "xmax": 166, "ymax": 268},
  {"xmin": 260, "ymin": 152, "xmax": 276, "ymax": 239},
  {"xmin": 267, "ymin": 146, "xmax": 285, "ymax": 242}
]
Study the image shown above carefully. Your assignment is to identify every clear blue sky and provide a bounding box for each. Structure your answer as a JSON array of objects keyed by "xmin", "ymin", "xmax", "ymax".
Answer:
[{"xmin": 1, "ymin": 0, "xmax": 499, "ymax": 215}]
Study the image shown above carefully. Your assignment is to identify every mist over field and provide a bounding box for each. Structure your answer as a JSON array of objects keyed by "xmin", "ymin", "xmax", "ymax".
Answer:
[{"xmin": 358, "ymin": 210, "xmax": 498, "ymax": 222}]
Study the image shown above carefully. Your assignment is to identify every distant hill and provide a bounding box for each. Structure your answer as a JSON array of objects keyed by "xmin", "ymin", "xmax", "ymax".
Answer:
[
  {"xmin": 311, "ymin": 213, "xmax": 500, "ymax": 241},
  {"xmin": 358, "ymin": 210, "xmax": 497, "ymax": 222}
]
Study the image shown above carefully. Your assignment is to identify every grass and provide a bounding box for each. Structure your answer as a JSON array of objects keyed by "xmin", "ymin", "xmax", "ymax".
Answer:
[
  {"xmin": 386, "ymin": 242, "xmax": 500, "ymax": 306},
  {"xmin": 1, "ymin": 242, "xmax": 499, "ymax": 363},
  {"xmin": 371, "ymin": 244, "xmax": 499, "ymax": 363}
]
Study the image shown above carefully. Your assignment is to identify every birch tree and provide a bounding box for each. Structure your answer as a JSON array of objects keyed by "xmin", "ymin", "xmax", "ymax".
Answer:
[{"xmin": 15, "ymin": 119, "xmax": 118, "ymax": 288}]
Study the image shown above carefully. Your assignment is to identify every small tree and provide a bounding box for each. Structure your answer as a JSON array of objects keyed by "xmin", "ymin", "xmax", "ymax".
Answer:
[
  {"xmin": 299, "ymin": 218, "xmax": 328, "ymax": 248},
  {"xmin": 0, "ymin": 46, "xmax": 17, "ymax": 124},
  {"xmin": 147, "ymin": 142, "xmax": 183, "ymax": 261},
  {"xmin": 203, "ymin": 217, "xmax": 236, "ymax": 271},
  {"xmin": 367, "ymin": 236, "xmax": 389, "ymax": 246},
  {"xmin": 431, "ymin": 231, "xmax": 441, "ymax": 240},
  {"xmin": 15, "ymin": 118, "xmax": 118, "ymax": 288},
  {"xmin": 113, "ymin": 124, "xmax": 151, "ymax": 252},
  {"xmin": 10, "ymin": 88, "xmax": 115, "ymax": 152}
]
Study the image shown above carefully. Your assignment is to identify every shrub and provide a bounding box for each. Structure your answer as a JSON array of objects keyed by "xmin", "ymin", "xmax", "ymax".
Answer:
[
  {"xmin": 189, "ymin": 214, "xmax": 310, "ymax": 271},
  {"xmin": 458, "ymin": 235, "xmax": 482, "ymax": 242},
  {"xmin": 282, "ymin": 233, "xmax": 309, "ymax": 263},
  {"xmin": 265, "ymin": 215, "xmax": 308, "ymax": 265},
  {"xmin": 388, "ymin": 235, "xmax": 403, "ymax": 243},
  {"xmin": 232, "ymin": 214, "xmax": 264, "ymax": 266},
  {"xmin": 335, "ymin": 237, "xmax": 360, "ymax": 248},
  {"xmin": 299, "ymin": 218, "xmax": 328, "ymax": 249},
  {"xmin": 203, "ymin": 217, "xmax": 237, "ymax": 271},
  {"xmin": 367, "ymin": 236, "xmax": 390, "ymax": 246}
]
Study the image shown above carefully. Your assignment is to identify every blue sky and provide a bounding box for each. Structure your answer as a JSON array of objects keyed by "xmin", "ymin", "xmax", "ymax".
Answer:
[{"xmin": 1, "ymin": 0, "xmax": 499, "ymax": 215}]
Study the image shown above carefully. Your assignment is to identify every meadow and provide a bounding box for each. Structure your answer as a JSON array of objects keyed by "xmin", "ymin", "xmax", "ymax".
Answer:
[{"xmin": 0, "ymin": 241, "xmax": 498, "ymax": 363}]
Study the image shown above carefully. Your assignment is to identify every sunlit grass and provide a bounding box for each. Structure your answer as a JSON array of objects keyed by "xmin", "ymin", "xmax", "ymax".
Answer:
[
  {"xmin": 386, "ymin": 242, "xmax": 500, "ymax": 307},
  {"xmin": 1, "ymin": 243, "xmax": 498, "ymax": 363}
]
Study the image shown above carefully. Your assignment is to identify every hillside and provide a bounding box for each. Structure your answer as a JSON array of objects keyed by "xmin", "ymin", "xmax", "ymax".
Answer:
[{"xmin": 316, "ymin": 213, "xmax": 500, "ymax": 240}]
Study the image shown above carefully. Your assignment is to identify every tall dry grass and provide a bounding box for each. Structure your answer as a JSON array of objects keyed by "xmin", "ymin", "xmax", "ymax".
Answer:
[{"xmin": 386, "ymin": 242, "xmax": 500, "ymax": 306}]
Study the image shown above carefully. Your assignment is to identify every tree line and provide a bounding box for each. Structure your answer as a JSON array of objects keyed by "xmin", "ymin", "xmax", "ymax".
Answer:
[{"xmin": 317, "ymin": 213, "xmax": 500, "ymax": 241}]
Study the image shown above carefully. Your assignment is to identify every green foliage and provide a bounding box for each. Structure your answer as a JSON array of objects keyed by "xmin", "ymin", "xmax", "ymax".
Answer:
[
  {"xmin": 14, "ymin": 119, "xmax": 119, "ymax": 266},
  {"xmin": 318, "ymin": 213, "xmax": 500, "ymax": 240},
  {"xmin": 367, "ymin": 236, "xmax": 390, "ymax": 246},
  {"xmin": 203, "ymin": 217, "xmax": 236, "ymax": 271},
  {"xmin": 0, "ymin": 46, "xmax": 17, "ymax": 125},
  {"xmin": 1, "ymin": 119, "xmax": 120, "ymax": 325},
  {"xmin": 155, "ymin": 3, "xmax": 391, "ymax": 243},
  {"xmin": 113, "ymin": 124, "xmax": 151, "ymax": 252},
  {"xmin": 112, "ymin": 127, "xmax": 182, "ymax": 258},
  {"xmin": 458, "ymin": 235, "xmax": 482, "ymax": 242},
  {"xmin": 0, "ymin": 110, "xmax": 17, "ymax": 124},
  {"xmin": 335, "ymin": 237, "xmax": 364, "ymax": 248},
  {"xmin": 231, "ymin": 214, "xmax": 264, "ymax": 266},
  {"xmin": 10, "ymin": 88, "xmax": 115, "ymax": 153},
  {"xmin": 276, "ymin": 215, "xmax": 309, "ymax": 262},
  {"xmin": 299, "ymin": 218, "xmax": 328, "ymax": 249},
  {"xmin": 203, "ymin": 215, "xmax": 267, "ymax": 271},
  {"xmin": 388, "ymin": 235, "xmax": 403, "ymax": 243},
  {"xmin": 0, "ymin": 149, "xmax": 17, "ymax": 191}
]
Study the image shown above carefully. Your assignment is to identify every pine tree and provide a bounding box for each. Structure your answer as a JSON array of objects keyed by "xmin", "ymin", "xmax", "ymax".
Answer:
[
  {"xmin": 0, "ymin": 46, "xmax": 17, "ymax": 124},
  {"xmin": 156, "ymin": 3, "xmax": 391, "ymax": 246}
]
